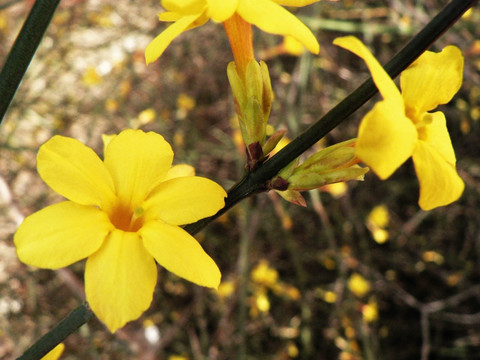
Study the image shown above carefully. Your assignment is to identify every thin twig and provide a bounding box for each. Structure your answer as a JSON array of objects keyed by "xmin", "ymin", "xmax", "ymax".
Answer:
[
  {"xmin": 16, "ymin": 303, "xmax": 93, "ymax": 360},
  {"xmin": 0, "ymin": 0, "xmax": 62, "ymax": 123}
]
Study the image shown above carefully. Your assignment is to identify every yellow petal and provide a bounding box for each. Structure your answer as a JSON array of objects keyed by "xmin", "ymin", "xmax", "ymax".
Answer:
[
  {"xmin": 333, "ymin": 36, "xmax": 403, "ymax": 107},
  {"xmin": 164, "ymin": 164, "xmax": 196, "ymax": 181},
  {"xmin": 37, "ymin": 135, "xmax": 115, "ymax": 208},
  {"xmin": 412, "ymin": 141, "xmax": 464, "ymax": 211},
  {"xmin": 104, "ymin": 129, "xmax": 173, "ymax": 208},
  {"xmin": 102, "ymin": 134, "xmax": 116, "ymax": 155},
  {"xmin": 401, "ymin": 46, "xmax": 464, "ymax": 117},
  {"xmin": 140, "ymin": 221, "xmax": 221, "ymax": 288},
  {"xmin": 144, "ymin": 176, "xmax": 226, "ymax": 225},
  {"xmin": 418, "ymin": 111, "xmax": 457, "ymax": 165},
  {"xmin": 85, "ymin": 230, "xmax": 157, "ymax": 333},
  {"xmin": 274, "ymin": 0, "xmax": 320, "ymax": 6},
  {"xmin": 283, "ymin": 36, "xmax": 306, "ymax": 56},
  {"xmin": 145, "ymin": 13, "xmax": 203, "ymax": 65},
  {"xmin": 162, "ymin": 0, "xmax": 205, "ymax": 14},
  {"xmin": 14, "ymin": 202, "xmax": 112, "ymax": 269},
  {"xmin": 356, "ymin": 100, "xmax": 417, "ymax": 179},
  {"xmin": 158, "ymin": 11, "xmax": 182, "ymax": 22},
  {"xmin": 237, "ymin": 0, "xmax": 319, "ymax": 54},
  {"xmin": 206, "ymin": 0, "xmax": 238, "ymax": 22},
  {"xmin": 40, "ymin": 343, "xmax": 65, "ymax": 360}
]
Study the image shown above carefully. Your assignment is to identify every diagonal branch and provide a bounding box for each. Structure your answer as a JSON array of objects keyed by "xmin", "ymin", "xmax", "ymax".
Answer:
[{"xmin": 0, "ymin": 0, "xmax": 62, "ymax": 123}]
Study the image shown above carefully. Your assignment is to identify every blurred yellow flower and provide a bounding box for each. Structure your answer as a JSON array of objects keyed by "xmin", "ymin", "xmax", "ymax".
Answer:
[
  {"xmin": 324, "ymin": 290, "xmax": 337, "ymax": 303},
  {"xmin": 334, "ymin": 36, "xmax": 465, "ymax": 210},
  {"xmin": 217, "ymin": 279, "xmax": 236, "ymax": 299},
  {"xmin": 367, "ymin": 205, "xmax": 389, "ymax": 244},
  {"xmin": 82, "ymin": 67, "xmax": 102, "ymax": 86},
  {"xmin": 41, "ymin": 343, "xmax": 64, "ymax": 360},
  {"xmin": 320, "ymin": 182, "xmax": 347, "ymax": 198},
  {"xmin": 14, "ymin": 129, "xmax": 226, "ymax": 332},
  {"xmin": 251, "ymin": 259, "xmax": 279, "ymax": 286},
  {"xmin": 169, "ymin": 356, "xmax": 189, "ymax": 360},
  {"xmin": 146, "ymin": 0, "xmax": 320, "ymax": 64},
  {"xmin": 422, "ymin": 250, "xmax": 444, "ymax": 264},
  {"xmin": 255, "ymin": 290, "xmax": 271, "ymax": 312},
  {"xmin": 362, "ymin": 299, "xmax": 379, "ymax": 323},
  {"xmin": 347, "ymin": 273, "xmax": 371, "ymax": 298}
]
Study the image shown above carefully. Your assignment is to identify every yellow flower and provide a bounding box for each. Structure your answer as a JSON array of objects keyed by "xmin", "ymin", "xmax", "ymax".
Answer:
[
  {"xmin": 366, "ymin": 205, "xmax": 389, "ymax": 244},
  {"xmin": 334, "ymin": 36, "xmax": 465, "ymax": 210},
  {"xmin": 145, "ymin": 0, "xmax": 320, "ymax": 64},
  {"xmin": 347, "ymin": 273, "xmax": 370, "ymax": 298},
  {"xmin": 14, "ymin": 129, "xmax": 226, "ymax": 332},
  {"xmin": 250, "ymin": 259, "xmax": 279, "ymax": 287}
]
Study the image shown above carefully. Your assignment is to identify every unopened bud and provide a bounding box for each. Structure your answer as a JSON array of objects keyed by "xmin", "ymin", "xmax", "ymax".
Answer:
[
  {"xmin": 288, "ymin": 165, "xmax": 368, "ymax": 191},
  {"xmin": 246, "ymin": 60, "xmax": 263, "ymax": 103},
  {"xmin": 227, "ymin": 60, "xmax": 276, "ymax": 169},
  {"xmin": 272, "ymin": 139, "xmax": 369, "ymax": 205},
  {"xmin": 227, "ymin": 62, "xmax": 247, "ymax": 113},
  {"xmin": 295, "ymin": 139, "xmax": 357, "ymax": 174}
]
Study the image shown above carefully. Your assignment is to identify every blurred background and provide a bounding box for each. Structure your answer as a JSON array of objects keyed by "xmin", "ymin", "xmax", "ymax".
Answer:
[{"xmin": 0, "ymin": 0, "xmax": 479, "ymax": 359}]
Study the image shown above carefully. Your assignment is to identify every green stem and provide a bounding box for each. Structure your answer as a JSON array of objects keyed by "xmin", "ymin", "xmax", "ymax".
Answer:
[
  {"xmin": 17, "ymin": 302, "xmax": 93, "ymax": 360},
  {"xmin": 0, "ymin": 0, "xmax": 62, "ymax": 124}
]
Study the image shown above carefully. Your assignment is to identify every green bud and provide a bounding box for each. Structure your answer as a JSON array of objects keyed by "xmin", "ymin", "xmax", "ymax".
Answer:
[
  {"xmin": 277, "ymin": 157, "xmax": 299, "ymax": 180},
  {"xmin": 228, "ymin": 60, "xmax": 276, "ymax": 169},
  {"xmin": 243, "ymin": 96, "xmax": 266, "ymax": 145},
  {"xmin": 260, "ymin": 61, "xmax": 274, "ymax": 122},
  {"xmin": 273, "ymin": 139, "xmax": 369, "ymax": 202},
  {"xmin": 288, "ymin": 165, "xmax": 368, "ymax": 191},
  {"xmin": 296, "ymin": 147, "xmax": 356, "ymax": 175},
  {"xmin": 227, "ymin": 62, "xmax": 247, "ymax": 113},
  {"xmin": 245, "ymin": 60, "xmax": 263, "ymax": 102},
  {"xmin": 297, "ymin": 139, "xmax": 356, "ymax": 173}
]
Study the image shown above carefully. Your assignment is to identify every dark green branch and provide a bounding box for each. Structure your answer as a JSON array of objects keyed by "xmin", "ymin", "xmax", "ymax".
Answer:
[
  {"xmin": 17, "ymin": 302, "xmax": 93, "ymax": 360},
  {"xmin": 0, "ymin": 0, "xmax": 61, "ymax": 124}
]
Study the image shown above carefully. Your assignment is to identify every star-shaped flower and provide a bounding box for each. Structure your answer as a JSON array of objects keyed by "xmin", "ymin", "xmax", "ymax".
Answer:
[
  {"xmin": 334, "ymin": 36, "xmax": 464, "ymax": 210},
  {"xmin": 14, "ymin": 129, "xmax": 226, "ymax": 332},
  {"xmin": 146, "ymin": 0, "xmax": 320, "ymax": 64}
]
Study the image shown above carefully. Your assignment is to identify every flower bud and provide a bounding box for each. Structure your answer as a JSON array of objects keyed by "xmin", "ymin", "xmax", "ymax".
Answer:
[
  {"xmin": 272, "ymin": 139, "xmax": 369, "ymax": 205},
  {"xmin": 227, "ymin": 60, "xmax": 276, "ymax": 168}
]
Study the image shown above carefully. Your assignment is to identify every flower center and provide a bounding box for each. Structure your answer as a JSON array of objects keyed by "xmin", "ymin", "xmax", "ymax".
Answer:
[
  {"xmin": 109, "ymin": 204, "xmax": 145, "ymax": 232},
  {"xmin": 415, "ymin": 112, "xmax": 434, "ymax": 141}
]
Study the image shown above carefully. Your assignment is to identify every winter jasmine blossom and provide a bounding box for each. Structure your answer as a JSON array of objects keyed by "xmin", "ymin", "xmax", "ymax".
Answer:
[{"xmin": 14, "ymin": 129, "xmax": 226, "ymax": 332}]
